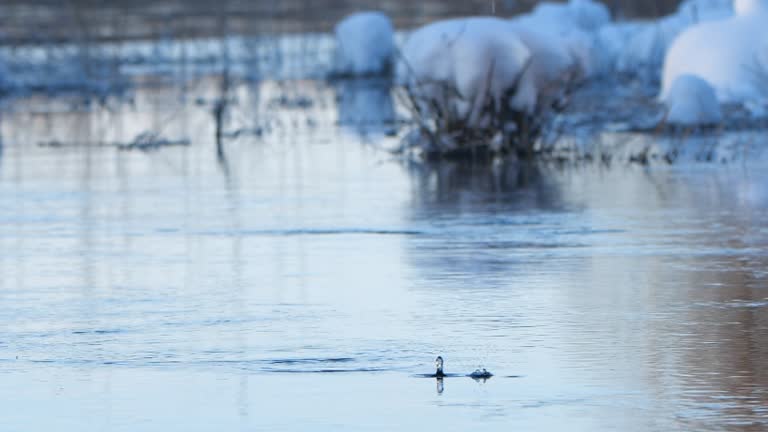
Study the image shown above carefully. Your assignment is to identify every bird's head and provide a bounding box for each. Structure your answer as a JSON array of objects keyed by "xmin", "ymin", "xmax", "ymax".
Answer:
[{"xmin": 435, "ymin": 356, "xmax": 444, "ymax": 374}]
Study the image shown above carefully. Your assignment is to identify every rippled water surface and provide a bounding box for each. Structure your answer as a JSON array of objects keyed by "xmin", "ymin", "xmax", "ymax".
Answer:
[{"xmin": 1, "ymin": 81, "xmax": 767, "ymax": 431}]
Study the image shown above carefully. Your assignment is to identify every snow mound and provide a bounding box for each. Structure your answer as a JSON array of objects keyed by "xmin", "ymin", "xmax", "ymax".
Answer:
[
  {"xmin": 663, "ymin": 74, "xmax": 722, "ymax": 125},
  {"xmin": 399, "ymin": 17, "xmax": 531, "ymax": 129},
  {"xmin": 597, "ymin": 0, "xmax": 732, "ymax": 77},
  {"xmin": 334, "ymin": 12, "xmax": 394, "ymax": 76},
  {"xmin": 734, "ymin": 0, "xmax": 768, "ymax": 14},
  {"xmin": 661, "ymin": 2, "xmax": 768, "ymax": 102}
]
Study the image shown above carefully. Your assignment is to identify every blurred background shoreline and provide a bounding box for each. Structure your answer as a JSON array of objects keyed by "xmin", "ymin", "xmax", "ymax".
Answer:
[{"xmin": 0, "ymin": 0, "xmax": 684, "ymax": 44}]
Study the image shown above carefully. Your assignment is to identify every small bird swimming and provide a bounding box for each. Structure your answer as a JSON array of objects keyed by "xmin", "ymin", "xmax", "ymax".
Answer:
[
  {"xmin": 431, "ymin": 356, "xmax": 493, "ymax": 379},
  {"xmin": 435, "ymin": 356, "xmax": 445, "ymax": 378}
]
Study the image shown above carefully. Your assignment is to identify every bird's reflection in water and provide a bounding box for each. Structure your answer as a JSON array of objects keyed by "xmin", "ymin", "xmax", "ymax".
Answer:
[{"xmin": 433, "ymin": 373, "xmax": 492, "ymax": 395}]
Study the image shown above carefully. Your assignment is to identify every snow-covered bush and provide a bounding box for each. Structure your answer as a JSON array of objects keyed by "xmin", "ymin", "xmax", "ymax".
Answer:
[
  {"xmin": 398, "ymin": 13, "xmax": 605, "ymax": 158},
  {"xmin": 661, "ymin": 0, "xmax": 768, "ymax": 103},
  {"xmin": 398, "ymin": 12, "xmax": 609, "ymax": 159},
  {"xmin": 333, "ymin": 12, "xmax": 394, "ymax": 76},
  {"xmin": 662, "ymin": 74, "xmax": 722, "ymax": 126},
  {"xmin": 398, "ymin": 17, "xmax": 533, "ymax": 156},
  {"xmin": 506, "ymin": 26, "xmax": 588, "ymax": 111}
]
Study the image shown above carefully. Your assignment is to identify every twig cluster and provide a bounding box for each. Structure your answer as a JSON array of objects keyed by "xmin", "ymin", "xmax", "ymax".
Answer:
[{"xmin": 396, "ymin": 51, "xmax": 581, "ymax": 160}]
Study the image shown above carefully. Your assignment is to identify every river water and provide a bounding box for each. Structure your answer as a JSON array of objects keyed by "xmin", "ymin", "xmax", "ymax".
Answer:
[{"xmin": 1, "ymin": 79, "xmax": 767, "ymax": 431}]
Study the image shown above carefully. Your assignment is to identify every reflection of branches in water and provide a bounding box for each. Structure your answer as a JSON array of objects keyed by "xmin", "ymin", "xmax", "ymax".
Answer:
[
  {"xmin": 406, "ymin": 158, "xmax": 568, "ymax": 213},
  {"xmin": 216, "ymin": 125, "xmax": 233, "ymax": 183},
  {"xmin": 38, "ymin": 132, "xmax": 191, "ymax": 151}
]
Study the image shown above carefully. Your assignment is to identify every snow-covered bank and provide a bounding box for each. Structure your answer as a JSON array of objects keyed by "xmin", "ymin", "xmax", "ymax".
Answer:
[{"xmin": 388, "ymin": 0, "xmax": 768, "ymax": 157}]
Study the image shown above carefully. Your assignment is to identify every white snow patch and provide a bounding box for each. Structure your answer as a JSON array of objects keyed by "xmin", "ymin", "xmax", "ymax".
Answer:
[
  {"xmin": 662, "ymin": 2, "xmax": 768, "ymax": 103},
  {"xmin": 663, "ymin": 74, "xmax": 722, "ymax": 125},
  {"xmin": 734, "ymin": 0, "xmax": 768, "ymax": 14},
  {"xmin": 334, "ymin": 12, "xmax": 394, "ymax": 76},
  {"xmin": 597, "ymin": 0, "xmax": 732, "ymax": 76}
]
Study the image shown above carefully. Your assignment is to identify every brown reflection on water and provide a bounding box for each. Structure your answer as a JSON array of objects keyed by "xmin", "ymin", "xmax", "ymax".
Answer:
[{"xmin": 671, "ymin": 260, "xmax": 768, "ymax": 430}]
